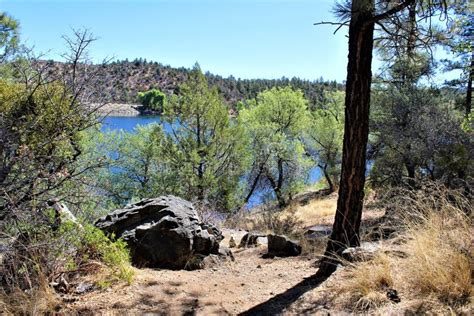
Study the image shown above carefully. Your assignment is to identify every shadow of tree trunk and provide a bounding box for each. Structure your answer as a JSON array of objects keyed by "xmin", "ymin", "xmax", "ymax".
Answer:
[{"xmin": 239, "ymin": 271, "xmax": 331, "ymax": 315}]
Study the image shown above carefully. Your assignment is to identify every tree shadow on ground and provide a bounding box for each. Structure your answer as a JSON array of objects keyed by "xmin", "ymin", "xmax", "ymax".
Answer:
[{"xmin": 239, "ymin": 271, "xmax": 331, "ymax": 315}]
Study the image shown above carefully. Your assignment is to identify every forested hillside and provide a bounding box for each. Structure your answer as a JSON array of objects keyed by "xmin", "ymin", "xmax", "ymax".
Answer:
[{"xmin": 42, "ymin": 59, "xmax": 343, "ymax": 109}]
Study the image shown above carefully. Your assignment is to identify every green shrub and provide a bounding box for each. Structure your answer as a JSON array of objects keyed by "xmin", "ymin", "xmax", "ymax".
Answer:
[{"xmin": 71, "ymin": 224, "xmax": 134, "ymax": 284}]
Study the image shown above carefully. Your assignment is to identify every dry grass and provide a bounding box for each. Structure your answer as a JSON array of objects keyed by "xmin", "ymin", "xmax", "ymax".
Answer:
[
  {"xmin": 290, "ymin": 196, "xmax": 337, "ymax": 226},
  {"xmin": 399, "ymin": 207, "xmax": 472, "ymax": 304},
  {"xmin": 339, "ymin": 253, "xmax": 393, "ymax": 311},
  {"xmin": 227, "ymin": 193, "xmax": 338, "ymax": 232},
  {"xmin": 0, "ymin": 274, "xmax": 58, "ymax": 315},
  {"xmin": 332, "ymin": 185, "xmax": 473, "ymax": 313}
]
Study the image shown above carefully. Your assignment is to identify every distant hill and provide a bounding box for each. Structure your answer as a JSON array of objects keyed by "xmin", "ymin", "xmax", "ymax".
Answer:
[{"xmin": 43, "ymin": 58, "xmax": 344, "ymax": 110}]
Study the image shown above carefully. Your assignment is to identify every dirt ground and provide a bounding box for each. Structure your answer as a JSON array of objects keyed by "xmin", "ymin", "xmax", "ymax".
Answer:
[{"xmin": 66, "ymin": 246, "xmax": 321, "ymax": 315}]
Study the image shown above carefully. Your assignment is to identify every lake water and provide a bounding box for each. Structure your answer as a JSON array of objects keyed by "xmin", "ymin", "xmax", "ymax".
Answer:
[
  {"xmin": 102, "ymin": 116, "xmax": 162, "ymax": 131},
  {"xmin": 102, "ymin": 116, "xmax": 323, "ymax": 206}
]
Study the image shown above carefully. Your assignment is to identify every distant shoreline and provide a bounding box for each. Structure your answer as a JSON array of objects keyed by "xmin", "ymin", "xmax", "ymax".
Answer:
[
  {"xmin": 93, "ymin": 103, "xmax": 160, "ymax": 117},
  {"xmin": 96, "ymin": 103, "xmax": 141, "ymax": 116}
]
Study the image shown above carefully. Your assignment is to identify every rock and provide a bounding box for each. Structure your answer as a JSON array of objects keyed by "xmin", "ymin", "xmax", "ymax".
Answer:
[
  {"xmin": 218, "ymin": 246, "xmax": 235, "ymax": 261},
  {"xmin": 75, "ymin": 282, "xmax": 94, "ymax": 294},
  {"xmin": 386, "ymin": 288, "xmax": 401, "ymax": 303},
  {"xmin": 267, "ymin": 234, "xmax": 302, "ymax": 257},
  {"xmin": 304, "ymin": 225, "xmax": 332, "ymax": 239},
  {"xmin": 238, "ymin": 232, "xmax": 267, "ymax": 248},
  {"xmin": 189, "ymin": 247, "xmax": 234, "ymax": 270},
  {"xmin": 95, "ymin": 195, "xmax": 229, "ymax": 270},
  {"xmin": 256, "ymin": 236, "xmax": 268, "ymax": 245},
  {"xmin": 229, "ymin": 236, "xmax": 237, "ymax": 248},
  {"xmin": 341, "ymin": 241, "xmax": 380, "ymax": 262}
]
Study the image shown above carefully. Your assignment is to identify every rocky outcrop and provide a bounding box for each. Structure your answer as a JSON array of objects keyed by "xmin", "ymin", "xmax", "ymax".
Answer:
[
  {"xmin": 341, "ymin": 241, "xmax": 380, "ymax": 262},
  {"xmin": 95, "ymin": 195, "xmax": 229, "ymax": 270},
  {"xmin": 267, "ymin": 234, "xmax": 302, "ymax": 257}
]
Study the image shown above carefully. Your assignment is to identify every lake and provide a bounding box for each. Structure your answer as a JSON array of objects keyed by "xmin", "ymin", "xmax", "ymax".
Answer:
[
  {"xmin": 102, "ymin": 116, "xmax": 162, "ymax": 131},
  {"xmin": 102, "ymin": 116, "xmax": 323, "ymax": 207}
]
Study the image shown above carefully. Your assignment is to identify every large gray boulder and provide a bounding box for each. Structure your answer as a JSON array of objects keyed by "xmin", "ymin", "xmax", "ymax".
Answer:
[{"xmin": 95, "ymin": 196, "xmax": 228, "ymax": 270}]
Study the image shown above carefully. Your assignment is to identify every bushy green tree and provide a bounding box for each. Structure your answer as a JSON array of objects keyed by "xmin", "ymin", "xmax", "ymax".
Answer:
[
  {"xmin": 370, "ymin": 56, "xmax": 472, "ymax": 188},
  {"xmin": 158, "ymin": 64, "xmax": 248, "ymax": 211},
  {"xmin": 240, "ymin": 86, "xmax": 311, "ymax": 207},
  {"xmin": 137, "ymin": 88, "xmax": 166, "ymax": 112},
  {"xmin": 0, "ymin": 12, "xmax": 19, "ymax": 62},
  {"xmin": 305, "ymin": 91, "xmax": 344, "ymax": 192}
]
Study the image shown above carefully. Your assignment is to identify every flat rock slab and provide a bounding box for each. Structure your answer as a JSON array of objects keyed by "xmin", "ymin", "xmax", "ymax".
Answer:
[{"xmin": 305, "ymin": 225, "xmax": 332, "ymax": 239}]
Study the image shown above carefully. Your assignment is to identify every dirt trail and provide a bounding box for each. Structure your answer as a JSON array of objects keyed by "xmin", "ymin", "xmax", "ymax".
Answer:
[{"xmin": 68, "ymin": 246, "xmax": 320, "ymax": 315}]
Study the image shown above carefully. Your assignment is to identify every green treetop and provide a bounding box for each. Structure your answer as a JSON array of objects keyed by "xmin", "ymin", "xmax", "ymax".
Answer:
[
  {"xmin": 158, "ymin": 64, "xmax": 248, "ymax": 211},
  {"xmin": 240, "ymin": 86, "xmax": 311, "ymax": 207}
]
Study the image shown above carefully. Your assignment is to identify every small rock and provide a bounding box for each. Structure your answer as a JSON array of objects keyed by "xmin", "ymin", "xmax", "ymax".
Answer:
[
  {"xmin": 238, "ymin": 232, "xmax": 267, "ymax": 248},
  {"xmin": 256, "ymin": 236, "xmax": 268, "ymax": 245},
  {"xmin": 305, "ymin": 225, "xmax": 332, "ymax": 239},
  {"xmin": 387, "ymin": 288, "xmax": 401, "ymax": 303},
  {"xmin": 75, "ymin": 282, "xmax": 94, "ymax": 294},
  {"xmin": 62, "ymin": 296, "xmax": 77, "ymax": 303},
  {"xmin": 229, "ymin": 236, "xmax": 237, "ymax": 248},
  {"xmin": 256, "ymin": 264, "xmax": 262, "ymax": 269},
  {"xmin": 218, "ymin": 246, "xmax": 235, "ymax": 261}
]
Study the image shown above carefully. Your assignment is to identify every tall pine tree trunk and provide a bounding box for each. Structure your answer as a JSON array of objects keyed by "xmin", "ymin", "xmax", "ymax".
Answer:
[
  {"xmin": 318, "ymin": 0, "xmax": 375, "ymax": 276},
  {"xmin": 466, "ymin": 53, "xmax": 473, "ymax": 117}
]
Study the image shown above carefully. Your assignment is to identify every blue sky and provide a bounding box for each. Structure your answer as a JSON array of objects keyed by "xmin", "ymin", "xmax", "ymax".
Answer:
[
  {"xmin": 0, "ymin": 0, "xmax": 351, "ymax": 81},
  {"xmin": 0, "ymin": 0, "xmax": 455, "ymax": 83}
]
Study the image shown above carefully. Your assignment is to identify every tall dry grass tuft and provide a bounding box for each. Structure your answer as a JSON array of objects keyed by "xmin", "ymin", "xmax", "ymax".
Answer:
[
  {"xmin": 0, "ymin": 272, "xmax": 58, "ymax": 315},
  {"xmin": 399, "ymin": 202, "xmax": 472, "ymax": 304},
  {"xmin": 335, "ymin": 183, "xmax": 472, "ymax": 312},
  {"xmin": 340, "ymin": 254, "xmax": 393, "ymax": 310}
]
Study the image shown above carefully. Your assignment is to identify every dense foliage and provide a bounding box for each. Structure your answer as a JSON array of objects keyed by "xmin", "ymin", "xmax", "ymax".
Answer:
[
  {"xmin": 0, "ymin": 24, "xmax": 133, "ymax": 298},
  {"xmin": 137, "ymin": 88, "xmax": 166, "ymax": 112}
]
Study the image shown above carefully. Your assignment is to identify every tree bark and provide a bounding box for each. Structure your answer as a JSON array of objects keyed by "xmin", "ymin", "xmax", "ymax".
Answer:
[
  {"xmin": 266, "ymin": 165, "xmax": 286, "ymax": 208},
  {"xmin": 196, "ymin": 114, "xmax": 205, "ymax": 201},
  {"xmin": 320, "ymin": 163, "xmax": 334, "ymax": 193},
  {"xmin": 318, "ymin": 0, "xmax": 375, "ymax": 276},
  {"xmin": 244, "ymin": 167, "xmax": 263, "ymax": 204},
  {"xmin": 404, "ymin": 158, "xmax": 416, "ymax": 187},
  {"xmin": 466, "ymin": 53, "xmax": 473, "ymax": 117}
]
